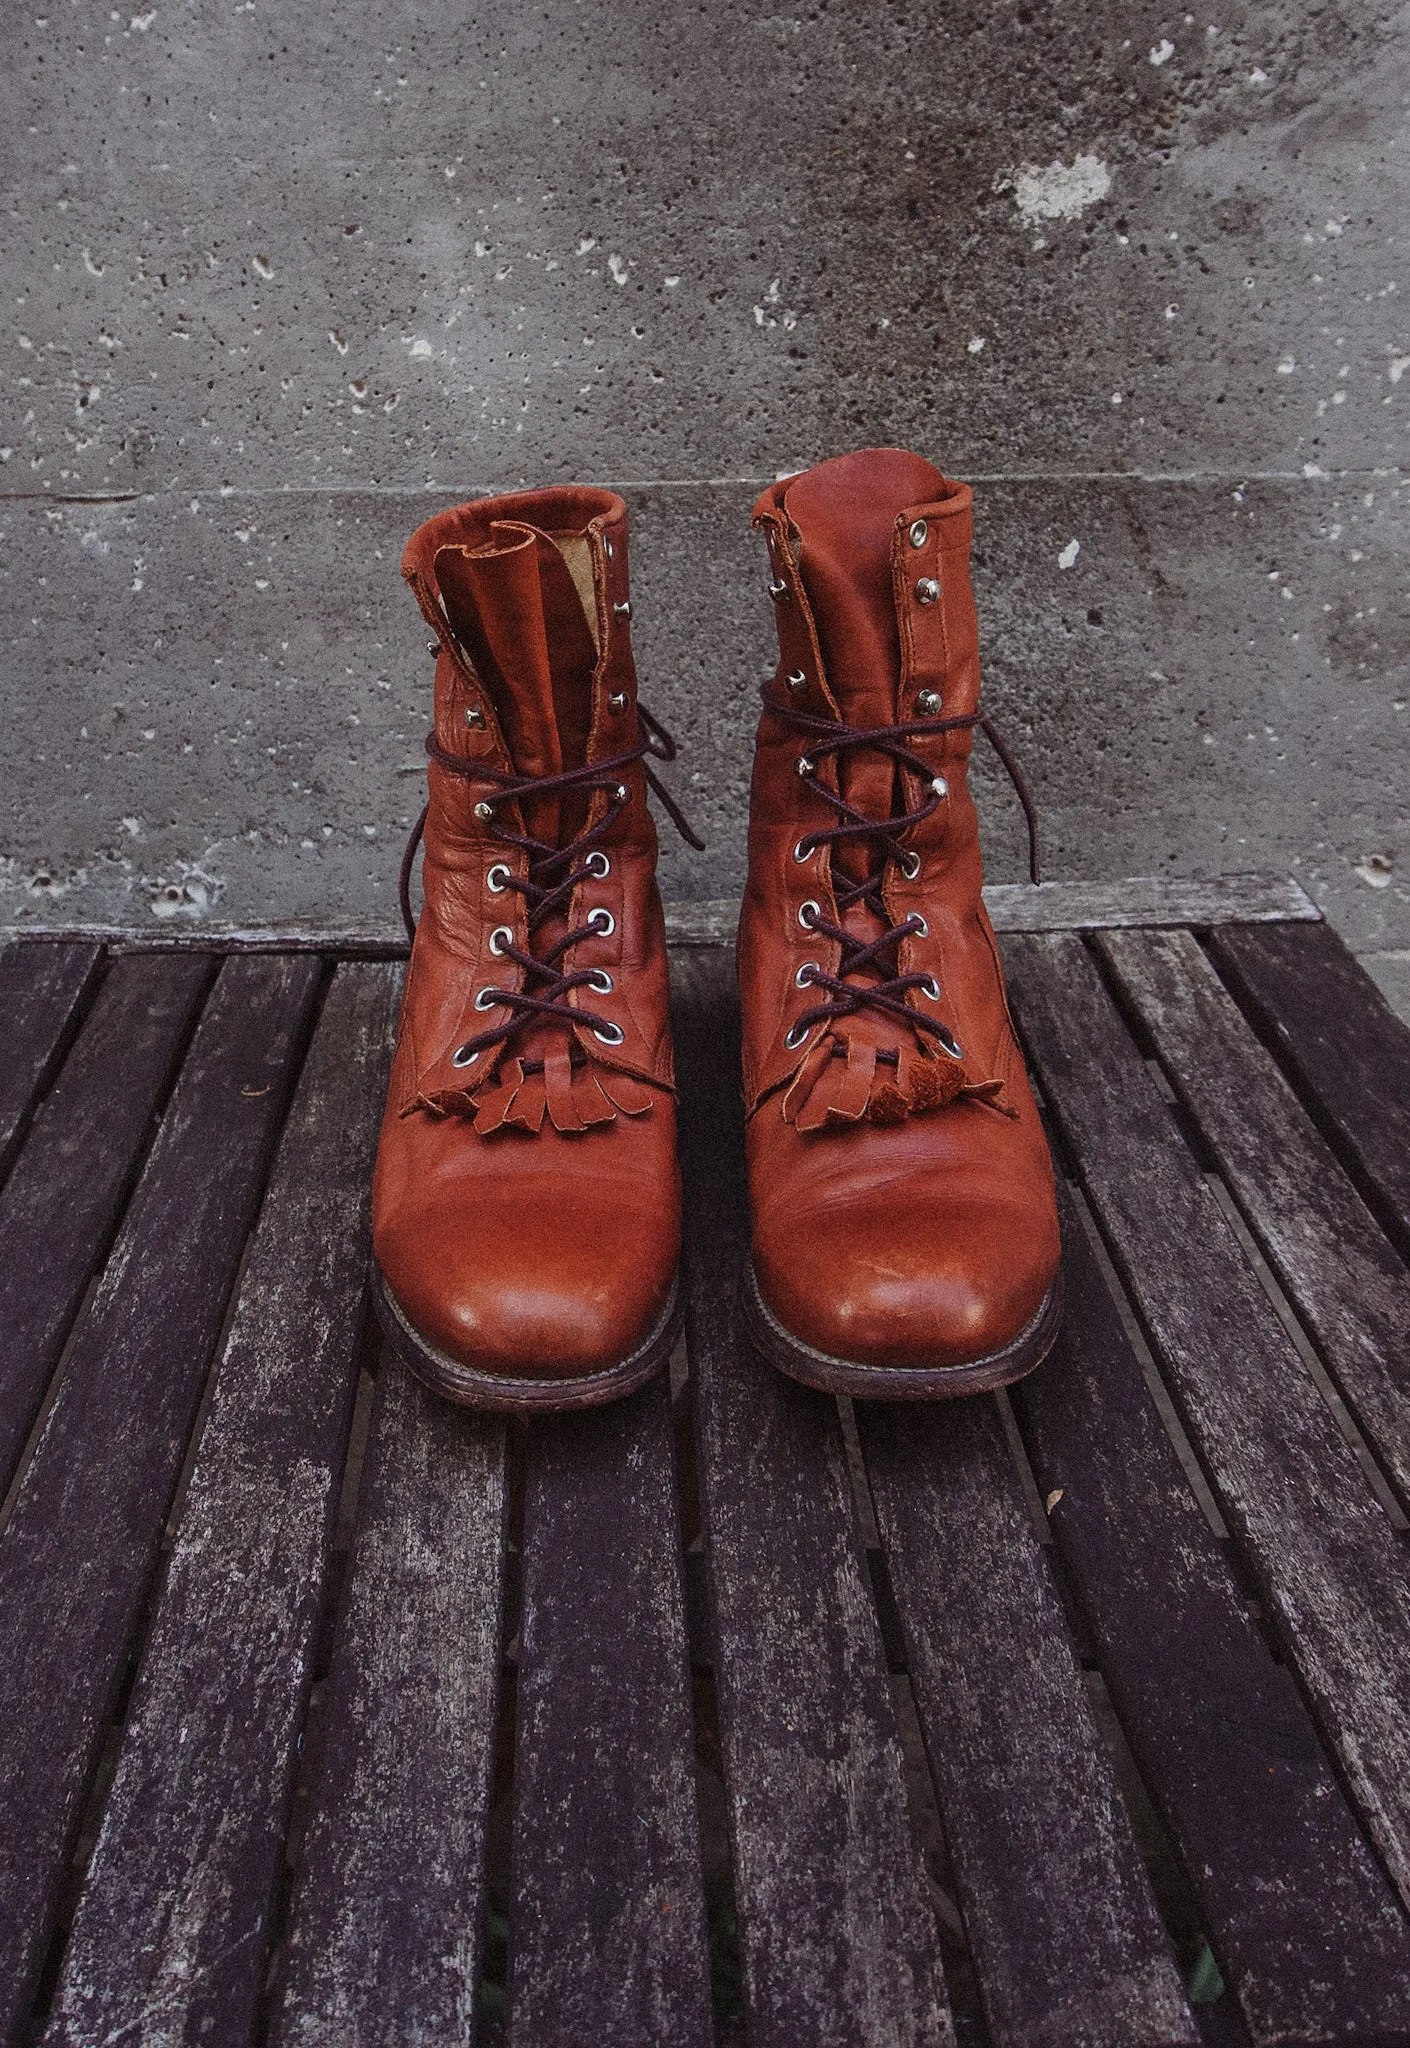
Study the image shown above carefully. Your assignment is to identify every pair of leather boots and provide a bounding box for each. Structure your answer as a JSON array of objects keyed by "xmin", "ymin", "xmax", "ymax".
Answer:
[{"xmin": 371, "ymin": 447, "xmax": 1062, "ymax": 1410}]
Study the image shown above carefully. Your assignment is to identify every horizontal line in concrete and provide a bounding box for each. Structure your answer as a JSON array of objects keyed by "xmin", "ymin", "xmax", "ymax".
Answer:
[{"xmin": 0, "ymin": 874, "xmax": 1320, "ymax": 955}]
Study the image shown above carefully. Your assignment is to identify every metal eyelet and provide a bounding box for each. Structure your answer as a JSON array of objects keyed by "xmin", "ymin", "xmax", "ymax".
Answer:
[
  {"xmin": 592, "ymin": 1020, "xmax": 626, "ymax": 1046},
  {"xmin": 898, "ymin": 850, "xmax": 922, "ymax": 881},
  {"xmin": 768, "ymin": 578, "xmax": 790, "ymax": 601},
  {"xmin": 908, "ymin": 913, "xmax": 929, "ymax": 938},
  {"xmin": 931, "ymin": 775, "xmax": 949, "ymax": 799},
  {"xmin": 915, "ymin": 577, "xmax": 941, "ymax": 606},
  {"xmin": 786, "ymin": 669, "xmax": 808, "ymax": 692},
  {"xmin": 488, "ymin": 926, "xmax": 513, "ymax": 956},
  {"xmin": 608, "ymin": 691, "xmax": 628, "ymax": 712},
  {"xmin": 585, "ymin": 850, "xmax": 611, "ymax": 878},
  {"xmin": 909, "ymin": 519, "xmax": 928, "ymax": 549},
  {"xmin": 486, "ymin": 863, "xmax": 511, "ymax": 893},
  {"xmin": 916, "ymin": 689, "xmax": 942, "ymax": 715},
  {"xmin": 796, "ymin": 756, "xmax": 814, "ymax": 777},
  {"xmin": 474, "ymin": 986, "xmax": 502, "ymax": 1011},
  {"xmin": 792, "ymin": 838, "xmax": 813, "ymax": 864},
  {"xmin": 586, "ymin": 968, "xmax": 614, "ymax": 993},
  {"xmin": 614, "ymin": 783, "xmax": 630, "ymax": 803},
  {"xmin": 588, "ymin": 907, "xmax": 616, "ymax": 937},
  {"xmin": 936, "ymin": 1023, "xmax": 964, "ymax": 1060},
  {"xmin": 427, "ymin": 638, "xmax": 441, "ymax": 654},
  {"xmin": 798, "ymin": 900, "xmax": 821, "ymax": 930},
  {"xmin": 464, "ymin": 705, "xmax": 486, "ymax": 730},
  {"xmin": 604, "ymin": 535, "xmax": 615, "ymax": 560},
  {"xmin": 795, "ymin": 961, "xmax": 819, "ymax": 989},
  {"xmin": 474, "ymin": 800, "xmax": 495, "ymax": 822},
  {"xmin": 451, "ymin": 1043, "xmax": 480, "ymax": 1067},
  {"xmin": 920, "ymin": 975, "xmax": 941, "ymax": 1000},
  {"xmin": 784, "ymin": 1019, "xmax": 813, "ymax": 1050},
  {"xmin": 614, "ymin": 599, "xmax": 632, "ymax": 620}
]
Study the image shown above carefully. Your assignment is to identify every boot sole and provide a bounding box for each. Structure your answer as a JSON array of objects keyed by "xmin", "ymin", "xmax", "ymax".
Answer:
[
  {"xmin": 371, "ymin": 1262, "xmax": 682, "ymax": 1413},
  {"xmin": 741, "ymin": 1257, "xmax": 1064, "ymax": 1400}
]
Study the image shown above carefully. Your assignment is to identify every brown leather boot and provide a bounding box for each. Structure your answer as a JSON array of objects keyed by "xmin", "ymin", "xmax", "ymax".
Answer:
[
  {"xmin": 738, "ymin": 448, "xmax": 1063, "ymax": 1397},
  {"xmin": 371, "ymin": 487, "xmax": 691, "ymax": 1410}
]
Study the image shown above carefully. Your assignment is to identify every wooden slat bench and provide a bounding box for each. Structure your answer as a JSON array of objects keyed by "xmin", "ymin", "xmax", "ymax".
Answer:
[{"xmin": 2, "ymin": 874, "xmax": 1409, "ymax": 2047}]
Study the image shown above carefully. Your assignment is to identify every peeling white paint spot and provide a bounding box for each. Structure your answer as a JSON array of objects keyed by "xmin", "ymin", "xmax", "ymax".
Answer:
[
  {"xmin": 1149, "ymin": 38, "xmax": 1175, "ymax": 64},
  {"xmin": 1007, "ymin": 154, "xmax": 1112, "ymax": 227},
  {"xmin": 146, "ymin": 862, "xmax": 222, "ymax": 919},
  {"xmin": 1302, "ymin": 462, "xmax": 1325, "ymax": 478},
  {"xmin": 608, "ymin": 254, "xmax": 630, "ymax": 286},
  {"xmin": 576, "ymin": 235, "xmax": 597, "ymax": 255},
  {"xmin": 1389, "ymin": 355, "xmax": 1410, "ymax": 384},
  {"xmin": 1276, "ymin": 357, "xmax": 1296, "ymax": 375},
  {"xmin": 1355, "ymin": 855, "xmax": 1393, "ymax": 888},
  {"xmin": 121, "ymin": 816, "xmax": 142, "ymax": 836},
  {"xmin": 1058, "ymin": 539, "xmax": 1081, "ymax": 569},
  {"xmin": 251, "ymin": 253, "xmax": 273, "ymax": 280},
  {"xmin": 1248, "ymin": 66, "xmax": 1268, "ymax": 84},
  {"xmin": 82, "ymin": 248, "xmax": 104, "ymax": 276},
  {"xmin": 130, "ymin": 9, "xmax": 156, "ymax": 27},
  {"xmin": 664, "ymin": 275, "xmax": 681, "ymax": 288},
  {"xmin": 968, "ymin": 335, "xmax": 985, "ymax": 354},
  {"xmin": 329, "ymin": 329, "xmax": 348, "ymax": 355},
  {"xmin": 407, "ymin": 337, "xmax": 433, "ymax": 358}
]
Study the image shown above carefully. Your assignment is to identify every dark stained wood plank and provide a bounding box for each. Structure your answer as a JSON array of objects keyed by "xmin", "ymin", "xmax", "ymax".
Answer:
[
  {"xmin": 45, "ymin": 962, "xmax": 402, "ymax": 2048},
  {"xmin": 0, "ymin": 940, "xmax": 102, "ymax": 1180},
  {"xmin": 859, "ymin": 1397, "xmax": 1196, "ymax": 2048},
  {"xmin": 0, "ymin": 952, "xmax": 213, "ymax": 1495},
  {"xmin": 1098, "ymin": 926, "xmax": 1410, "ymax": 1513},
  {"xmin": 1005, "ymin": 931, "xmax": 1410, "ymax": 1911},
  {"xmin": 0, "ymin": 953, "xmax": 323, "ymax": 2044},
  {"xmin": 1208, "ymin": 919, "xmax": 1410, "ymax": 1266},
  {"xmin": 1010, "ymin": 1183, "xmax": 1410, "ymax": 2046},
  {"xmin": 508, "ymin": 1381, "xmax": 713, "ymax": 2047},
  {"xmin": 271, "ymin": 1359, "xmax": 508, "ymax": 2044},
  {"xmin": 670, "ymin": 949, "xmax": 953, "ymax": 2048}
]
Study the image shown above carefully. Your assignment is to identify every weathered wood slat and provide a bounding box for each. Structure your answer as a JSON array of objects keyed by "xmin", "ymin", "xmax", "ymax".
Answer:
[
  {"xmin": 45, "ymin": 962, "xmax": 401, "ymax": 2048},
  {"xmin": 272, "ymin": 1360, "xmax": 508, "ymax": 2044},
  {"xmin": 670, "ymin": 949, "xmax": 953, "ymax": 2048},
  {"xmin": 508, "ymin": 1381, "xmax": 713, "ymax": 2047},
  {"xmin": 0, "ymin": 940, "xmax": 102, "ymax": 1180},
  {"xmin": 0, "ymin": 954, "xmax": 322, "ymax": 2044},
  {"xmin": 859, "ymin": 1397, "xmax": 1196, "ymax": 2048},
  {"xmin": 0, "ymin": 953, "xmax": 212, "ymax": 1496},
  {"xmin": 1097, "ymin": 927, "xmax": 1410, "ymax": 1513},
  {"xmin": 1005, "ymin": 931, "xmax": 1410, "ymax": 1910},
  {"xmin": 1208, "ymin": 920, "xmax": 1410, "ymax": 1265},
  {"xmin": 1010, "ymin": 1185, "xmax": 1410, "ymax": 2046}
]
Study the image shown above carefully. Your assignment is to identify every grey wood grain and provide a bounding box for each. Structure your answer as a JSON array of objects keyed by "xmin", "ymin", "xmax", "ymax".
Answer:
[
  {"xmin": 0, "ymin": 951, "xmax": 211, "ymax": 1496},
  {"xmin": 1098, "ymin": 926, "xmax": 1410, "ymax": 1513},
  {"xmin": 860, "ymin": 1397, "xmax": 1197, "ymax": 2048},
  {"xmin": 1208, "ymin": 919, "xmax": 1410, "ymax": 1267},
  {"xmin": 45, "ymin": 962, "xmax": 401, "ymax": 2048},
  {"xmin": 1011, "ymin": 1182, "xmax": 1410, "ymax": 2046},
  {"xmin": 272, "ymin": 1358, "xmax": 508, "ymax": 2046},
  {"xmin": 0, "ymin": 953, "xmax": 322, "ymax": 2045},
  {"xmin": 670, "ymin": 947, "xmax": 954, "ymax": 2048},
  {"xmin": 508, "ymin": 1381, "xmax": 713, "ymax": 2048},
  {"xmin": 1005, "ymin": 931, "xmax": 1410, "ymax": 1911},
  {"xmin": 0, "ymin": 939, "xmax": 102, "ymax": 1180}
]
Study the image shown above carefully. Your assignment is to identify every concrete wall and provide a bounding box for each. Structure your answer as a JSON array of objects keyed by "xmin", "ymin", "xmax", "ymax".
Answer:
[{"xmin": 2, "ymin": 0, "xmax": 1407, "ymax": 996}]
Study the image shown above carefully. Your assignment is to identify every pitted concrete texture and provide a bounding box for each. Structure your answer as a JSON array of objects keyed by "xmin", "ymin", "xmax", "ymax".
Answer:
[{"xmin": 2, "ymin": 0, "xmax": 1407, "ymax": 975}]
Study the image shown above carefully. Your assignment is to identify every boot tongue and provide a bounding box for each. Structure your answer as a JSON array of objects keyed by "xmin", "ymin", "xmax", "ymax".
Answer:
[
  {"xmin": 783, "ymin": 449, "xmax": 947, "ymax": 836},
  {"xmin": 435, "ymin": 521, "xmax": 598, "ymax": 846}
]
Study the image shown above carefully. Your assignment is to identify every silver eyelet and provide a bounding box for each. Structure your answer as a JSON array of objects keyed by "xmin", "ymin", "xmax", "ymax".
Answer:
[
  {"xmin": 588, "ymin": 907, "xmax": 616, "ymax": 937},
  {"xmin": 915, "ymin": 577, "xmax": 941, "ymax": 606},
  {"xmin": 614, "ymin": 783, "xmax": 630, "ymax": 803},
  {"xmin": 786, "ymin": 669, "xmax": 808, "ymax": 692},
  {"xmin": 464, "ymin": 705, "xmax": 486, "ymax": 729},
  {"xmin": 427, "ymin": 638, "xmax": 440, "ymax": 654},
  {"xmin": 451, "ymin": 1043, "xmax": 480, "ymax": 1067},
  {"xmin": 604, "ymin": 535, "xmax": 615, "ymax": 560},
  {"xmin": 908, "ymin": 913, "xmax": 929, "ymax": 938},
  {"xmin": 784, "ymin": 1018, "xmax": 813, "ymax": 1050},
  {"xmin": 474, "ymin": 800, "xmax": 495, "ymax": 822},
  {"xmin": 614, "ymin": 599, "xmax": 632, "ymax": 620},
  {"xmin": 608, "ymin": 691, "xmax": 627, "ymax": 711},
  {"xmin": 792, "ymin": 838, "xmax": 813, "ymax": 864},
  {"xmin": 916, "ymin": 689, "xmax": 942, "ymax": 715},
  {"xmin": 909, "ymin": 519, "xmax": 928, "ymax": 549},
  {"xmin": 586, "ymin": 968, "xmax": 614, "ymax": 993},
  {"xmin": 796, "ymin": 756, "xmax": 813, "ymax": 777},
  {"xmin": 937, "ymin": 1023, "xmax": 964, "ymax": 1060},
  {"xmin": 798, "ymin": 899, "xmax": 821, "ymax": 930},
  {"xmin": 486, "ymin": 863, "xmax": 511, "ymax": 893},
  {"xmin": 920, "ymin": 975, "xmax": 941, "ymax": 1000},
  {"xmin": 592, "ymin": 1020, "xmax": 626, "ymax": 1046},
  {"xmin": 488, "ymin": 926, "xmax": 513, "ymax": 956},
  {"xmin": 931, "ymin": 775, "xmax": 949, "ymax": 799},
  {"xmin": 474, "ymin": 986, "xmax": 502, "ymax": 1011},
  {"xmin": 768, "ymin": 578, "xmax": 790, "ymax": 601},
  {"xmin": 898, "ymin": 850, "xmax": 922, "ymax": 881},
  {"xmin": 585, "ymin": 850, "xmax": 611, "ymax": 878},
  {"xmin": 795, "ymin": 961, "xmax": 819, "ymax": 989}
]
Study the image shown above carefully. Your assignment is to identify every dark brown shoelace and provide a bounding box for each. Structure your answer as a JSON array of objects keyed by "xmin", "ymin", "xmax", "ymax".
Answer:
[
  {"xmin": 399, "ymin": 706, "xmax": 702, "ymax": 1069},
  {"xmin": 772, "ymin": 685, "xmax": 1039, "ymax": 1056}
]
